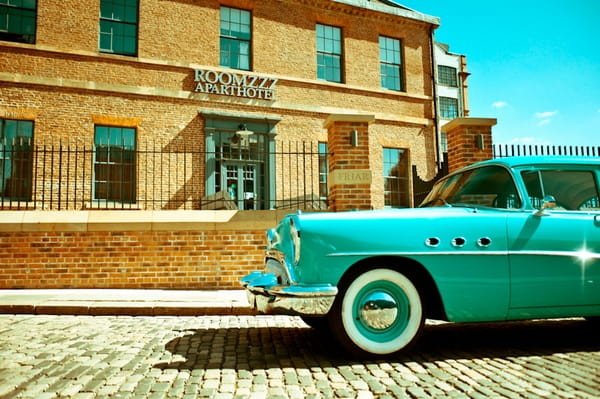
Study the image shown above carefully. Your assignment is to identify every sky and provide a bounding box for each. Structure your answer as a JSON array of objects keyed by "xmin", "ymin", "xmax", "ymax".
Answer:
[{"xmin": 394, "ymin": 0, "xmax": 600, "ymax": 147}]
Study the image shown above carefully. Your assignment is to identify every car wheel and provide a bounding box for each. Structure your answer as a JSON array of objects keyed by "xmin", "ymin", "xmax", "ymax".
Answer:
[{"xmin": 329, "ymin": 268, "xmax": 424, "ymax": 356}]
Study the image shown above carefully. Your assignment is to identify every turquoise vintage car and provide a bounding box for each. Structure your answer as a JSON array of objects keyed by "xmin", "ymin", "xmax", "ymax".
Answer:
[{"xmin": 242, "ymin": 157, "xmax": 600, "ymax": 356}]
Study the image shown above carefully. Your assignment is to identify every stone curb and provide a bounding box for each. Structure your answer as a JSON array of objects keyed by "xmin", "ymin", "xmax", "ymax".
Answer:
[
  {"xmin": 0, "ymin": 289, "xmax": 256, "ymax": 316},
  {"xmin": 0, "ymin": 303, "xmax": 257, "ymax": 316}
]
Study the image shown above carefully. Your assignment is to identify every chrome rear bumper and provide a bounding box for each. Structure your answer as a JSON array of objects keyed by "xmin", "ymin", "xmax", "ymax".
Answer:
[{"xmin": 241, "ymin": 271, "xmax": 337, "ymax": 316}]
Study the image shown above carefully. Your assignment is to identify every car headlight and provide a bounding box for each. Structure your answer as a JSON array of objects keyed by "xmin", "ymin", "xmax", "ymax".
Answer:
[{"xmin": 290, "ymin": 218, "xmax": 301, "ymax": 265}]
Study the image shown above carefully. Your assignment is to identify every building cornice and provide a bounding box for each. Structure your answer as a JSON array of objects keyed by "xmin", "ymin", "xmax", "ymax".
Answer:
[{"xmin": 331, "ymin": 0, "xmax": 439, "ymax": 26}]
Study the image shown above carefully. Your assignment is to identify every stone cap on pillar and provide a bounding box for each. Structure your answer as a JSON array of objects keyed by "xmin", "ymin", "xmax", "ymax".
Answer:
[
  {"xmin": 441, "ymin": 117, "xmax": 497, "ymax": 133},
  {"xmin": 323, "ymin": 114, "xmax": 375, "ymax": 129}
]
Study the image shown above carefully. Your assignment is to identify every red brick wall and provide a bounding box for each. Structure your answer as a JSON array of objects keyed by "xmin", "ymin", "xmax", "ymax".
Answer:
[
  {"xmin": 443, "ymin": 118, "xmax": 496, "ymax": 173},
  {"xmin": 325, "ymin": 115, "xmax": 374, "ymax": 211},
  {"xmin": 0, "ymin": 210, "xmax": 289, "ymax": 289},
  {"xmin": 0, "ymin": 230, "xmax": 263, "ymax": 289}
]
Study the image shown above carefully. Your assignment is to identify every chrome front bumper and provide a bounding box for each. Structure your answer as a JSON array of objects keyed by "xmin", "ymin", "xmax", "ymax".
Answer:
[{"xmin": 241, "ymin": 271, "xmax": 338, "ymax": 316}]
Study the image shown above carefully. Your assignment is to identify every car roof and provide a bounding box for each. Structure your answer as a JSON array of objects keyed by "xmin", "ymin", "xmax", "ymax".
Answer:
[{"xmin": 473, "ymin": 156, "xmax": 600, "ymax": 169}]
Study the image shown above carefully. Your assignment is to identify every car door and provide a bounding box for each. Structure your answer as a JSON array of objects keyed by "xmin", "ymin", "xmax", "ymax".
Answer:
[{"xmin": 507, "ymin": 168, "xmax": 600, "ymax": 316}]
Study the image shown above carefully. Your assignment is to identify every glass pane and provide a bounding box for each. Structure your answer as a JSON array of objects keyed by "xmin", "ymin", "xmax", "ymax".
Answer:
[
  {"xmin": 95, "ymin": 126, "xmax": 109, "ymax": 145},
  {"xmin": 220, "ymin": 6, "xmax": 230, "ymax": 22},
  {"xmin": 111, "ymin": 21, "xmax": 123, "ymax": 36},
  {"xmin": 95, "ymin": 146, "xmax": 109, "ymax": 162},
  {"xmin": 238, "ymin": 54, "xmax": 249, "ymax": 70},
  {"xmin": 7, "ymin": 9, "xmax": 21, "ymax": 32},
  {"xmin": 22, "ymin": 14, "xmax": 34, "ymax": 34},
  {"xmin": 123, "ymin": 36, "xmax": 136, "ymax": 54},
  {"xmin": 123, "ymin": 22, "xmax": 136, "ymax": 37},
  {"xmin": 16, "ymin": 120, "xmax": 32, "ymax": 139},
  {"xmin": 239, "ymin": 40, "xmax": 250, "ymax": 55},
  {"xmin": 100, "ymin": 1, "xmax": 113, "ymax": 18},
  {"xmin": 4, "ymin": 120, "xmax": 17, "ymax": 141},
  {"xmin": 220, "ymin": 20, "xmax": 230, "ymax": 36},
  {"xmin": 99, "ymin": 33, "xmax": 112, "ymax": 51},
  {"xmin": 124, "ymin": 4, "xmax": 137, "ymax": 23},
  {"xmin": 95, "ymin": 163, "xmax": 109, "ymax": 180},
  {"xmin": 22, "ymin": 0, "xmax": 37, "ymax": 9},
  {"xmin": 122, "ymin": 128, "xmax": 135, "ymax": 148},
  {"xmin": 95, "ymin": 181, "xmax": 107, "ymax": 199}
]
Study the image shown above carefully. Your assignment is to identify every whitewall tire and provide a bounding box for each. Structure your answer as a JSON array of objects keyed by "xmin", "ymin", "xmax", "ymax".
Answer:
[{"xmin": 329, "ymin": 268, "xmax": 424, "ymax": 356}]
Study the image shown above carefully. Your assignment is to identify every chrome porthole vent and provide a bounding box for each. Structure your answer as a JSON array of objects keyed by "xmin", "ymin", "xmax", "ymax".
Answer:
[
  {"xmin": 451, "ymin": 237, "xmax": 466, "ymax": 248},
  {"xmin": 425, "ymin": 237, "xmax": 440, "ymax": 248},
  {"xmin": 477, "ymin": 237, "xmax": 492, "ymax": 248}
]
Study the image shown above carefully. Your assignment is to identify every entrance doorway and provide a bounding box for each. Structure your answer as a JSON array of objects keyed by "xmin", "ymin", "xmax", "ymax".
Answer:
[{"xmin": 223, "ymin": 162, "xmax": 259, "ymax": 210}]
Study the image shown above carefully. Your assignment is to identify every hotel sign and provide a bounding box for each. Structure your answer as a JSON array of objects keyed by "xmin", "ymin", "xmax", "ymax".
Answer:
[{"xmin": 194, "ymin": 69, "xmax": 278, "ymax": 100}]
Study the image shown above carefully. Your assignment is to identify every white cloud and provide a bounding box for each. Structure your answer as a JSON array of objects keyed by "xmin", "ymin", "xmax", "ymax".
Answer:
[
  {"xmin": 537, "ymin": 119, "xmax": 551, "ymax": 126},
  {"xmin": 534, "ymin": 110, "xmax": 558, "ymax": 126},
  {"xmin": 492, "ymin": 101, "xmax": 508, "ymax": 108},
  {"xmin": 535, "ymin": 110, "xmax": 558, "ymax": 119}
]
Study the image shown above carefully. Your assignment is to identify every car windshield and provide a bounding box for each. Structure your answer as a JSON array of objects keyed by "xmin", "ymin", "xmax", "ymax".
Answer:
[{"xmin": 420, "ymin": 165, "xmax": 521, "ymax": 209}]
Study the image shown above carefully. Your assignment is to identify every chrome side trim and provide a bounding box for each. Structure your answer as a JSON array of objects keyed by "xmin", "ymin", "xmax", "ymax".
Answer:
[
  {"xmin": 327, "ymin": 250, "xmax": 600, "ymax": 259},
  {"xmin": 327, "ymin": 251, "xmax": 508, "ymax": 257},
  {"xmin": 509, "ymin": 250, "xmax": 600, "ymax": 260}
]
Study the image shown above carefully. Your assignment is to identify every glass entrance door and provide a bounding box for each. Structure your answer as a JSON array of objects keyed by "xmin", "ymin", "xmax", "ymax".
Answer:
[{"xmin": 223, "ymin": 162, "xmax": 258, "ymax": 210}]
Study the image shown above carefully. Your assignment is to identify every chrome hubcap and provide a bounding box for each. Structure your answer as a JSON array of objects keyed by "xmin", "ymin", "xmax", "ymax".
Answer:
[{"xmin": 359, "ymin": 292, "xmax": 398, "ymax": 330}]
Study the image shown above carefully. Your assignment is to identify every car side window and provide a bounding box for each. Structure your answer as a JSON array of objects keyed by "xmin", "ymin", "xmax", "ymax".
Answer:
[
  {"xmin": 422, "ymin": 166, "xmax": 521, "ymax": 209},
  {"xmin": 521, "ymin": 169, "xmax": 600, "ymax": 211}
]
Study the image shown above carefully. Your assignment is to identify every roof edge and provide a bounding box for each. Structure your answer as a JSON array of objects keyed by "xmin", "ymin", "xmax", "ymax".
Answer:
[{"xmin": 331, "ymin": 0, "xmax": 440, "ymax": 26}]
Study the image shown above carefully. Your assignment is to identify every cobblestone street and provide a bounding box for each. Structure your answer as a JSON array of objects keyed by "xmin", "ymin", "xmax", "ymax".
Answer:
[{"xmin": 0, "ymin": 315, "xmax": 598, "ymax": 398}]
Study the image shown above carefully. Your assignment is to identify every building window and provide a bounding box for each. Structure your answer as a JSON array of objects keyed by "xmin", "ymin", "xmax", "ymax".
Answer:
[
  {"xmin": 318, "ymin": 142, "xmax": 328, "ymax": 200},
  {"xmin": 99, "ymin": 0, "xmax": 138, "ymax": 56},
  {"xmin": 440, "ymin": 132, "xmax": 448, "ymax": 153},
  {"xmin": 379, "ymin": 36, "xmax": 402, "ymax": 91},
  {"xmin": 316, "ymin": 24, "xmax": 342, "ymax": 83},
  {"xmin": 439, "ymin": 96, "xmax": 459, "ymax": 119},
  {"xmin": 383, "ymin": 148, "xmax": 409, "ymax": 208},
  {"xmin": 220, "ymin": 6, "xmax": 251, "ymax": 71},
  {"xmin": 438, "ymin": 65, "xmax": 458, "ymax": 87},
  {"xmin": 0, "ymin": 0, "xmax": 36, "ymax": 44},
  {"xmin": 0, "ymin": 118, "xmax": 33, "ymax": 200},
  {"xmin": 94, "ymin": 126, "xmax": 136, "ymax": 203}
]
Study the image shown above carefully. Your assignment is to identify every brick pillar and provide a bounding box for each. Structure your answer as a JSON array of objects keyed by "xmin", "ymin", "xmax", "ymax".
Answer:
[
  {"xmin": 324, "ymin": 114, "xmax": 375, "ymax": 212},
  {"xmin": 442, "ymin": 117, "xmax": 497, "ymax": 173}
]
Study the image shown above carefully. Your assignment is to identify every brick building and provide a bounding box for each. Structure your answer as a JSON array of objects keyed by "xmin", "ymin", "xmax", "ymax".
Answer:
[
  {"xmin": 0, "ymin": 1, "xmax": 500, "ymax": 290},
  {"xmin": 434, "ymin": 42, "xmax": 470, "ymax": 153},
  {"xmin": 0, "ymin": 0, "xmax": 442, "ymax": 211}
]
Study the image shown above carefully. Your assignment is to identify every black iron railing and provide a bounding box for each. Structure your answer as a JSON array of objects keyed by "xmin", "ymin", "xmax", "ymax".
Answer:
[
  {"xmin": 0, "ymin": 139, "xmax": 327, "ymax": 211},
  {"xmin": 493, "ymin": 144, "xmax": 600, "ymax": 158}
]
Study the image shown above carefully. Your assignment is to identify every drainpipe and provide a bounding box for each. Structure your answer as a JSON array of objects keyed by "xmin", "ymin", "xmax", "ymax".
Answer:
[{"xmin": 429, "ymin": 26, "xmax": 441, "ymax": 168}]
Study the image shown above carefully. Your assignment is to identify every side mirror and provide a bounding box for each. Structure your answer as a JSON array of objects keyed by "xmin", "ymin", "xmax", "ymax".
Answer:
[{"xmin": 534, "ymin": 195, "xmax": 556, "ymax": 216}]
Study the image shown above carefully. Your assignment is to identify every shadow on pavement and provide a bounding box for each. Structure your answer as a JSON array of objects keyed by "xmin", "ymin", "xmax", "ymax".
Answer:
[{"xmin": 154, "ymin": 317, "xmax": 600, "ymax": 370}]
